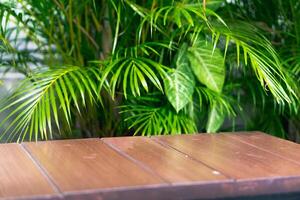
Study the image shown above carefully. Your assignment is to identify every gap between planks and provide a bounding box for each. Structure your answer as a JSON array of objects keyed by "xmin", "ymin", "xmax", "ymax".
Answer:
[
  {"xmin": 19, "ymin": 143, "xmax": 64, "ymax": 199},
  {"xmin": 101, "ymin": 139, "xmax": 170, "ymax": 184},
  {"xmin": 223, "ymin": 131, "xmax": 300, "ymax": 167},
  {"xmin": 101, "ymin": 136, "xmax": 234, "ymax": 182},
  {"xmin": 150, "ymin": 136, "xmax": 234, "ymax": 180}
]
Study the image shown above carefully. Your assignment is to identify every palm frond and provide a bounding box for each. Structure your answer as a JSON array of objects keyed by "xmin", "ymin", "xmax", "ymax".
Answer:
[
  {"xmin": 195, "ymin": 86, "xmax": 236, "ymax": 116},
  {"xmin": 211, "ymin": 21, "xmax": 297, "ymax": 104},
  {"xmin": 121, "ymin": 103, "xmax": 197, "ymax": 136},
  {"xmin": 100, "ymin": 43, "xmax": 171, "ymax": 99},
  {"xmin": 0, "ymin": 66, "xmax": 102, "ymax": 142}
]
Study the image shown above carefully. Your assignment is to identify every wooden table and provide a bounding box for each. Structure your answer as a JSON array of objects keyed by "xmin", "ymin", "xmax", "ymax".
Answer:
[{"xmin": 1, "ymin": 131, "xmax": 300, "ymax": 200}]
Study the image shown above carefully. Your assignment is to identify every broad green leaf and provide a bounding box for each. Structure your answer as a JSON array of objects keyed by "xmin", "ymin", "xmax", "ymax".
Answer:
[
  {"xmin": 188, "ymin": 39, "xmax": 225, "ymax": 93},
  {"xmin": 165, "ymin": 44, "xmax": 195, "ymax": 112},
  {"xmin": 206, "ymin": 103, "xmax": 225, "ymax": 133}
]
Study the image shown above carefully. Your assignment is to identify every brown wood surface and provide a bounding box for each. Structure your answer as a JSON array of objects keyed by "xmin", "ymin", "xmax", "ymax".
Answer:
[
  {"xmin": 23, "ymin": 139, "xmax": 164, "ymax": 193},
  {"xmin": 103, "ymin": 136, "xmax": 229, "ymax": 183},
  {"xmin": 0, "ymin": 144, "xmax": 56, "ymax": 199},
  {"xmin": 2, "ymin": 132, "xmax": 300, "ymax": 200},
  {"xmin": 225, "ymin": 131, "xmax": 300, "ymax": 164},
  {"xmin": 154, "ymin": 134, "xmax": 300, "ymax": 179}
]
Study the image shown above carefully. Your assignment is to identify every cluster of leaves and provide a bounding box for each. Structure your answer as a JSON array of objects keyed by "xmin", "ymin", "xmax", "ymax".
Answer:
[
  {"xmin": 0, "ymin": 0, "xmax": 298, "ymax": 141},
  {"xmin": 222, "ymin": 0, "xmax": 300, "ymax": 138}
]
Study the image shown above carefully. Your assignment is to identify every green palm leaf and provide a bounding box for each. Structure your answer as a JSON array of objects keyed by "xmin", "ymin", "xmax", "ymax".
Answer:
[
  {"xmin": 211, "ymin": 21, "xmax": 297, "ymax": 104},
  {"xmin": 101, "ymin": 57, "xmax": 168, "ymax": 99},
  {"xmin": 100, "ymin": 43, "xmax": 171, "ymax": 99},
  {"xmin": 121, "ymin": 102, "xmax": 197, "ymax": 136},
  {"xmin": 0, "ymin": 66, "xmax": 102, "ymax": 142}
]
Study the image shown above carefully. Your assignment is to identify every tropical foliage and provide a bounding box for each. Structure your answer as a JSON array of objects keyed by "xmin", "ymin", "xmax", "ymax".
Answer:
[
  {"xmin": 224, "ymin": 0, "xmax": 300, "ymax": 139},
  {"xmin": 0, "ymin": 0, "xmax": 298, "ymax": 142}
]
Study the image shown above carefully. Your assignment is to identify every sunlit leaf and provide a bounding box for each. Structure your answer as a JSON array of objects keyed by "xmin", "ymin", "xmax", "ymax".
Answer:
[
  {"xmin": 188, "ymin": 38, "xmax": 225, "ymax": 93},
  {"xmin": 165, "ymin": 44, "xmax": 195, "ymax": 112},
  {"xmin": 0, "ymin": 66, "xmax": 102, "ymax": 141}
]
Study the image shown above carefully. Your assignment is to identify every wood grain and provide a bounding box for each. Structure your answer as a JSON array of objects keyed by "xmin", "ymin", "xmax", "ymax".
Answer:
[
  {"xmin": 224, "ymin": 131, "xmax": 300, "ymax": 164},
  {"xmin": 23, "ymin": 139, "xmax": 165, "ymax": 193},
  {"xmin": 0, "ymin": 144, "xmax": 56, "ymax": 199},
  {"xmin": 154, "ymin": 134, "xmax": 300, "ymax": 179},
  {"xmin": 103, "ymin": 136, "xmax": 229, "ymax": 183}
]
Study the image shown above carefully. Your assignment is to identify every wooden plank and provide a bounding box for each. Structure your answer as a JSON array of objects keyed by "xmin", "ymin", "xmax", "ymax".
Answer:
[
  {"xmin": 154, "ymin": 133, "xmax": 300, "ymax": 196},
  {"xmin": 23, "ymin": 139, "xmax": 165, "ymax": 193},
  {"xmin": 224, "ymin": 131, "xmax": 300, "ymax": 164},
  {"xmin": 0, "ymin": 144, "xmax": 57, "ymax": 199},
  {"xmin": 103, "ymin": 136, "xmax": 229, "ymax": 183},
  {"xmin": 154, "ymin": 134, "xmax": 300, "ymax": 179}
]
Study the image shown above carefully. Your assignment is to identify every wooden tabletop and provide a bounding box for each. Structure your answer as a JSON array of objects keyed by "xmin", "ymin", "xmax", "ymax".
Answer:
[{"xmin": 1, "ymin": 131, "xmax": 300, "ymax": 200}]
